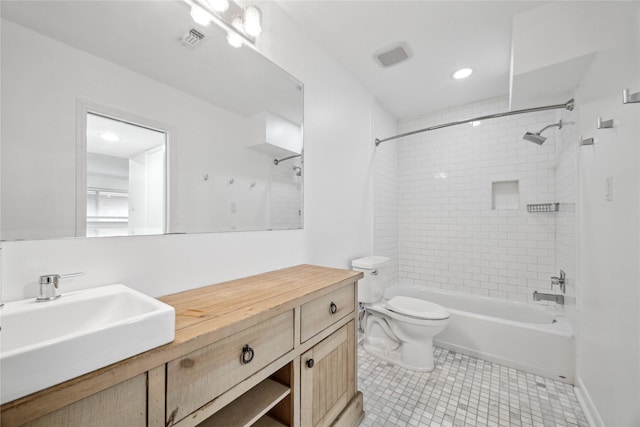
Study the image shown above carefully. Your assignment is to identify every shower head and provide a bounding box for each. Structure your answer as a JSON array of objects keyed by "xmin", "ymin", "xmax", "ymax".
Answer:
[
  {"xmin": 522, "ymin": 120, "xmax": 563, "ymax": 145},
  {"xmin": 523, "ymin": 132, "xmax": 547, "ymax": 145}
]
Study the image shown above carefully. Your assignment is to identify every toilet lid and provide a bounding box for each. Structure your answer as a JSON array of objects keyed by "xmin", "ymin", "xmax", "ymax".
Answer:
[{"xmin": 384, "ymin": 296, "xmax": 449, "ymax": 320}]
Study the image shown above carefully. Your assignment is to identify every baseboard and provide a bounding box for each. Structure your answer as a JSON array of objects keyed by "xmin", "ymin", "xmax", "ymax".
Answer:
[{"xmin": 574, "ymin": 377, "xmax": 605, "ymax": 427}]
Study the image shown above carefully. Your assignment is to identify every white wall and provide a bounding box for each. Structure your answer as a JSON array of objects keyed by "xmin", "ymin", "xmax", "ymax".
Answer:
[
  {"xmin": 573, "ymin": 4, "xmax": 640, "ymax": 425},
  {"xmin": 0, "ymin": 2, "xmax": 390, "ymax": 301}
]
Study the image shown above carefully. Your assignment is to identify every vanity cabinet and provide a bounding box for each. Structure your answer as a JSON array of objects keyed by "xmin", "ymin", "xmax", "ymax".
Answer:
[{"xmin": 0, "ymin": 265, "xmax": 364, "ymax": 427}]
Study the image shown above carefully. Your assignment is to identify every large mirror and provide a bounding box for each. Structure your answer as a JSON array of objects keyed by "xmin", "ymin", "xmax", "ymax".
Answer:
[{"xmin": 1, "ymin": 0, "xmax": 303, "ymax": 240}]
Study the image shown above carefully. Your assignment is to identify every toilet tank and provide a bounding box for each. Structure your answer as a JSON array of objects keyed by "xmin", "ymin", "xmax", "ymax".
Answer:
[{"xmin": 352, "ymin": 256, "xmax": 390, "ymax": 303}]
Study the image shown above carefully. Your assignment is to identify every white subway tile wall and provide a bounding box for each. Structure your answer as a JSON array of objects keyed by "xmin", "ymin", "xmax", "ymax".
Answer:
[
  {"xmin": 555, "ymin": 108, "xmax": 577, "ymax": 325},
  {"xmin": 270, "ymin": 159, "xmax": 303, "ymax": 229},
  {"xmin": 374, "ymin": 119, "xmax": 400, "ymax": 289},
  {"xmin": 396, "ymin": 97, "xmax": 567, "ymax": 302}
]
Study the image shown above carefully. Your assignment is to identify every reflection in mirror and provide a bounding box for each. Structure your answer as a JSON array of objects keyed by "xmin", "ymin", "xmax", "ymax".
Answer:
[
  {"xmin": 0, "ymin": 0, "xmax": 303, "ymax": 241},
  {"xmin": 85, "ymin": 113, "xmax": 167, "ymax": 237}
]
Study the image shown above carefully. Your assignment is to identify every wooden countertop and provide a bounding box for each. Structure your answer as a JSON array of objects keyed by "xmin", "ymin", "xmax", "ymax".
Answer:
[{"xmin": 1, "ymin": 264, "xmax": 362, "ymax": 426}]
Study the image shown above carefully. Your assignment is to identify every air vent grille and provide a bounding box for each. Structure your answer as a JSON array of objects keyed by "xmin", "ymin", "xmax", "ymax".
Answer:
[
  {"xmin": 179, "ymin": 28, "xmax": 206, "ymax": 48},
  {"xmin": 374, "ymin": 43, "xmax": 411, "ymax": 68}
]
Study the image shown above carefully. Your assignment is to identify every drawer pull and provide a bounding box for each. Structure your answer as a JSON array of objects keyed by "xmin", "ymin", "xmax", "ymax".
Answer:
[
  {"xmin": 329, "ymin": 302, "xmax": 338, "ymax": 315},
  {"xmin": 241, "ymin": 344, "xmax": 255, "ymax": 364},
  {"xmin": 306, "ymin": 358, "xmax": 315, "ymax": 368},
  {"xmin": 180, "ymin": 358, "xmax": 195, "ymax": 368}
]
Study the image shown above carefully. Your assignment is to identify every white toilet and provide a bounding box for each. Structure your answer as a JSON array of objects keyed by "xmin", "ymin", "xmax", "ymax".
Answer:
[{"xmin": 353, "ymin": 256, "xmax": 450, "ymax": 372}]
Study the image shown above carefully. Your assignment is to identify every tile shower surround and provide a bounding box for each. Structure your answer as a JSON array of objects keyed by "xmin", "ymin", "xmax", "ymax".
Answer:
[
  {"xmin": 358, "ymin": 347, "xmax": 587, "ymax": 427},
  {"xmin": 396, "ymin": 97, "xmax": 568, "ymax": 303},
  {"xmin": 374, "ymin": 129, "xmax": 400, "ymax": 289}
]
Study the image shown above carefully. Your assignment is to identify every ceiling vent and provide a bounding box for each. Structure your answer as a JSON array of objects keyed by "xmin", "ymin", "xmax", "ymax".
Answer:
[
  {"xmin": 374, "ymin": 43, "xmax": 411, "ymax": 68},
  {"xmin": 179, "ymin": 28, "xmax": 206, "ymax": 48}
]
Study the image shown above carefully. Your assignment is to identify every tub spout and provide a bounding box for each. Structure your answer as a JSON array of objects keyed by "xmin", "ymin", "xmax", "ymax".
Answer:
[{"xmin": 533, "ymin": 291, "xmax": 564, "ymax": 305}]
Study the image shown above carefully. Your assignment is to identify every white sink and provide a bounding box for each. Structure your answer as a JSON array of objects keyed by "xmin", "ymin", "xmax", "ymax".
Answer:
[{"xmin": 0, "ymin": 284, "xmax": 175, "ymax": 404}]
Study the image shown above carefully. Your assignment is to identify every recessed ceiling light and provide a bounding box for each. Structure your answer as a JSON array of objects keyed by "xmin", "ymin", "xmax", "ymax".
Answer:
[
  {"xmin": 452, "ymin": 68, "xmax": 473, "ymax": 80},
  {"xmin": 99, "ymin": 132, "xmax": 119, "ymax": 142}
]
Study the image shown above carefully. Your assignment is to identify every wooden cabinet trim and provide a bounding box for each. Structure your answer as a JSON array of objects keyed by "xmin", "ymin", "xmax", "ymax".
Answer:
[{"xmin": 147, "ymin": 365, "xmax": 166, "ymax": 427}]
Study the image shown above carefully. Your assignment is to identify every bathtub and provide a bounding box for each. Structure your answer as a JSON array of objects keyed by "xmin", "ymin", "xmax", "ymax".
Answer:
[{"xmin": 385, "ymin": 285, "xmax": 574, "ymax": 383}]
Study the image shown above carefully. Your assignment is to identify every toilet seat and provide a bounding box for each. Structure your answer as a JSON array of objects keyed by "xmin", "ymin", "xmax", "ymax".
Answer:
[
  {"xmin": 384, "ymin": 296, "xmax": 449, "ymax": 320},
  {"xmin": 367, "ymin": 302, "xmax": 449, "ymax": 327}
]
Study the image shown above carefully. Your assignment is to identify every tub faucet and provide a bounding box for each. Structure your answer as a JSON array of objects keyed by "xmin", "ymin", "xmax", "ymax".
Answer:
[
  {"xmin": 533, "ymin": 291, "xmax": 564, "ymax": 305},
  {"xmin": 37, "ymin": 272, "xmax": 85, "ymax": 302}
]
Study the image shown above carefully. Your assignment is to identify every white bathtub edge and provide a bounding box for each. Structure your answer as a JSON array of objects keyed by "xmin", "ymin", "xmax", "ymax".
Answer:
[
  {"xmin": 434, "ymin": 340, "xmax": 574, "ymax": 384},
  {"xmin": 574, "ymin": 377, "xmax": 605, "ymax": 427}
]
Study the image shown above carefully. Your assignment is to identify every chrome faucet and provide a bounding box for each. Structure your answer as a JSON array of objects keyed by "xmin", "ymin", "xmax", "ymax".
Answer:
[
  {"xmin": 37, "ymin": 272, "xmax": 85, "ymax": 302},
  {"xmin": 551, "ymin": 270, "xmax": 566, "ymax": 293},
  {"xmin": 533, "ymin": 291, "xmax": 564, "ymax": 305}
]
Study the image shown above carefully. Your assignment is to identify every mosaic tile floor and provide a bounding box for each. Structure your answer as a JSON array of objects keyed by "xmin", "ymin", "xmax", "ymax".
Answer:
[{"xmin": 358, "ymin": 346, "xmax": 588, "ymax": 427}]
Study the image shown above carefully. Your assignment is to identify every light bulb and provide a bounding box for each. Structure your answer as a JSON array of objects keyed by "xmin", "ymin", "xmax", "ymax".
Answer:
[
  {"xmin": 231, "ymin": 16, "xmax": 244, "ymax": 31},
  {"xmin": 190, "ymin": 4, "xmax": 212, "ymax": 26},
  {"xmin": 243, "ymin": 6, "xmax": 262, "ymax": 37},
  {"xmin": 227, "ymin": 32, "xmax": 243, "ymax": 48},
  {"xmin": 227, "ymin": 17, "xmax": 244, "ymax": 48},
  {"xmin": 208, "ymin": 0, "xmax": 229, "ymax": 12}
]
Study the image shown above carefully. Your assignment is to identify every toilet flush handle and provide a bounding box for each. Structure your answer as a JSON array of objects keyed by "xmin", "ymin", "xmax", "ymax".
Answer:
[{"xmin": 371, "ymin": 270, "xmax": 379, "ymax": 276}]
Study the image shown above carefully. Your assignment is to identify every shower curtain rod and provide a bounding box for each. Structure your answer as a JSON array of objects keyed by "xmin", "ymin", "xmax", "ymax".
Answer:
[
  {"xmin": 273, "ymin": 154, "xmax": 301, "ymax": 165},
  {"xmin": 374, "ymin": 99, "xmax": 575, "ymax": 146}
]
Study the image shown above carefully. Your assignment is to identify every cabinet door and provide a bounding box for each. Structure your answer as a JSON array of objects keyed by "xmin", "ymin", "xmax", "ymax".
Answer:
[
  {"xmin": 23, "ymin": 374, "xmax": 147, "ymax": 427},
  {"xmin": 300, "ymin": 321, "xmax": 355, "ymax": 427}
]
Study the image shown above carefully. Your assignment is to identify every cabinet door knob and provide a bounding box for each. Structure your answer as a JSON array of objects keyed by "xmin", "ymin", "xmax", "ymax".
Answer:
[
  {"xmin": 329, "ymin": 302, "xmax": 337, "ymax": 315},
  {"xmin": 241, "ymin": 344, "xmax": 255, "ymax": 364},
  {"xmin": 306, "ymin": 358, "xmax": 315, "ymax": 368}
]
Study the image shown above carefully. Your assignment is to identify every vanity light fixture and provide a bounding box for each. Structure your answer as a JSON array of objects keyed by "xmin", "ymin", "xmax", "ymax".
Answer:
[
  {"xmin": 99, "ymin": 132, "xmax": 119, "ymax": 142},
  {"xmin": 470, "ymin": 120, "xmax": 482, "ymax": 127},
  {"xmin": 452, "ymin": 67, "xmax": 473, "ymax": 80},
  {"xmin": 184, "ymin": 0, "xmax": 261, "ymax": 49}
]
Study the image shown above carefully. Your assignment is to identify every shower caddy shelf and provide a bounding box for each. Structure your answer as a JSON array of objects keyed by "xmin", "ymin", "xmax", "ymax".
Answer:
[{"xmin": 527, "ymin": 203, "xmax": 560, "ymax": 213}]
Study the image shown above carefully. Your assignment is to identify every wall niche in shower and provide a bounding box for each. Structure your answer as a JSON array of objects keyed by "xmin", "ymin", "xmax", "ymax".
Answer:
[{"xmin": 491, "ymin": 180, "xmax": 520, "ymax": 210}]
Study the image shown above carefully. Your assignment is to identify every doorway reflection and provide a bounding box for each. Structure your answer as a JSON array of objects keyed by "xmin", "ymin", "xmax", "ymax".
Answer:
[{"xmin": 85, "ymin": 113, "xmax": 166, "ymax": 237}]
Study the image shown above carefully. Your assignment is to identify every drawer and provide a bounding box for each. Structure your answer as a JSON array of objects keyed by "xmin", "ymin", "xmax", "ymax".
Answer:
[
  {"xmin": 166, "ymin": 310, "xmax": 294, "ymax": 424},
  {"xmin": 300, "ymin": 284, "xmax": 355, "ymax": 343}
]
